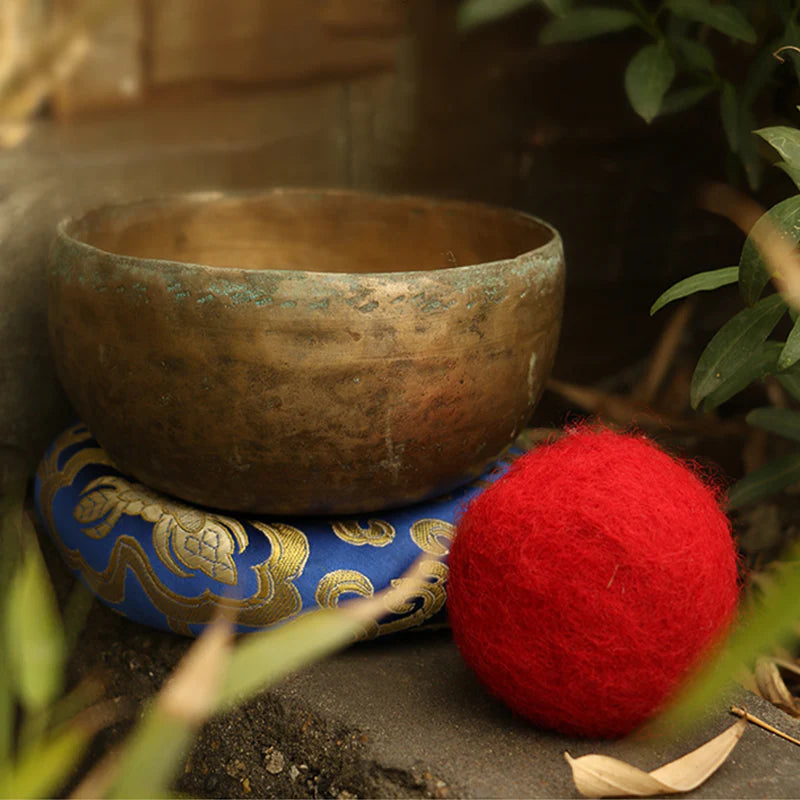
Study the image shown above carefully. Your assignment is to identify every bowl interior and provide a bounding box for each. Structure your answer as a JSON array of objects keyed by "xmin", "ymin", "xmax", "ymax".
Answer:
[{"xmin": 66, "ymin": 190, "xmax": 555, "ymax": 274}]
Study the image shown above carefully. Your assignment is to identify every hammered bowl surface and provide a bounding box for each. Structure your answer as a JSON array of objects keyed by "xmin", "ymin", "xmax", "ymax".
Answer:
[{"xmin": 48, "ymin": 189, "xmax": 564, "ymax": 514}]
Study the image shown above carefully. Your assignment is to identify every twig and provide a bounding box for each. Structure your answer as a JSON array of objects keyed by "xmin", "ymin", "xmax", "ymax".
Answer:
[
  {"xmin": 632, "ymin": 298, "xmax": 696, "ymax": 406},
  {"xmin": 730, "ymin": 705, "xmax": 800, "ymax": 747}
]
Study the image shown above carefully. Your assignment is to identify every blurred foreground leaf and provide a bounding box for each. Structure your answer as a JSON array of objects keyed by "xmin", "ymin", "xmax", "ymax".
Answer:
[
  {"xmin": 0, "ymin": 722, "xmax": 94, "ymax": 799},
  {"xmin": 108, "ymin": 560, "xmax": 429, "ymax": 797},
  {"xmin": 655, "ymin": 540, "xmax": 800, "ymax": 732},
  {"xmin": 650, "ymin": 267, "xmax": 738, "ymax": 315},
  {"xmin": 5, "ymin": 533, "xmax": 66, "ymax": 715},
  {"xmin": 739, "ymin": 196, "xmax": 800, "ymax": 306},
  {"xmin": 217, "ymin": 608, "xmax": 371, "ymax": 711}
]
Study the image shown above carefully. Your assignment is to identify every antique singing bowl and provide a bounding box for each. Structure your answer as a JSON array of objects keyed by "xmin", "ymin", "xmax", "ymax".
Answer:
[{"xmin": 49, "ymin": 189, "xmax": 564, "ymax": 514}]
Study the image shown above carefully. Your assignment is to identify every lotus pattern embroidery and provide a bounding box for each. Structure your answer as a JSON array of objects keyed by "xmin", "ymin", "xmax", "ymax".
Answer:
[{"xmin": 74, "ymin": 476, "xmax": 248, "ymax": 584}]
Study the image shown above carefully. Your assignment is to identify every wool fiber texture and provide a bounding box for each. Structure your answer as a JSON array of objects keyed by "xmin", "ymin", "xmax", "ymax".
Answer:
[{"xmin": 448, "ymin": 428, "xmax": 740, "ymax": 738}]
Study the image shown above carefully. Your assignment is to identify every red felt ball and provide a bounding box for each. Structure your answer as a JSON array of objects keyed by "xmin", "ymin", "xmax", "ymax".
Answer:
[{"xmin": 448, "ymin": 428, "xmax": 740, "ymax": 738}]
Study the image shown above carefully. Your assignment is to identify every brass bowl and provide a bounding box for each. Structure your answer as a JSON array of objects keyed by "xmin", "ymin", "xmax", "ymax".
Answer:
[{"xmin": 49, "ymin": 189, "xmax": 565, "ymax": 514}]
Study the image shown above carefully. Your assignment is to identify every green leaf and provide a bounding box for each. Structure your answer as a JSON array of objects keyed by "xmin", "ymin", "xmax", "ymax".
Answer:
[
  {"xmin": 0, "ymin": 725, "xmax": 93, "ymax": 799},
  {"xmin": 720, "ymin": 81, "xmax": 739, "ymax": 153},
  {"xmin": 701, "ymin": 341, "xmax": 782, "ymax": 411},
  {"xmin": 777, "ymin": 365, "xmax": 800, "ymax": 401},
  {"xmin": 738, "ymin": 112, "xmax": 764, "ymax": 191},
  {"xmin": 650, "ymin": 266, "xmax": 738, "ymax": 315},
  {"xmin": 747, "ymin": 407, "xmax": 800, "ymax": 443},
  {"xmin": 110, "ymin": 709, "xmax": 196, "ymax": 799},
  {"xmin": 624, "ymin": 42, "xmax": 676, "ymax": 124},
  {"xmin": 654, "ymin": 536, "xmax": 800, "ymax": 733},
  {"xmin": 755, "ymin": 125, "xmax": 800, "ymax": 170},
  {"xmin": 779, "ymin": 314, "xmax": 800, "ymax": 369},
  {"xmin": 539, "ymin": 7, "xmax": 638, "ymax": 44},
  {"xmin": 739, "ymin": 196, "xmax": 800, "ymax": 306},
  {"xmin": 660, "ymin": 84, "xmax": 714, "ymax": 115},
  {"xmin": 540, "ymin": 0, "xmax": 571, "ymax": 16},
  {"xmin": 728, "ymin": 452, "xmax": 800, "ymax": 508},
  {"xmin": 5, "ymin": 539, "xmax": 66, "ymax": 714},
  {"xmin": 217, "ymin": 608, "xmax": 368, "ymax": 710},
  {"xmin": 457, "ymin": 0, "xmax": 537, "ymax": 30},
  {"xmin": 775, "ymin": 161, "xmax": 800, "ymax": 191},
  {"xmin": 671, "ymin": 36, "xmax": 715, "ymax": 72},
  {"xmin": 690, "ymin": 294, "xmax": 786, "ymax": 409},
  {"xmin": 666, "ymin": 0, "xmax": 757, "ymax": 43},
  {"xmin": 742, "ymin": 41, "xmax": 780, "ymax": 106},
  {"xmin": 0, "ymin": 490, "xmax": 26, "ymax": 765}
]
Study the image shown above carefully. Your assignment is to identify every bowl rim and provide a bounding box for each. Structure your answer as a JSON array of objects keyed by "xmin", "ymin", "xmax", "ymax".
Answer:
[{"xmin": 54, "ymin": 186, "xmax": 564, "ymax": 281}]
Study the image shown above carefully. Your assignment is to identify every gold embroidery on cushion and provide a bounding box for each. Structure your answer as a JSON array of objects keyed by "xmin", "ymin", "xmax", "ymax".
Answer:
[
  {"xmin": 249, "ymin": 522, "xmax": 309, "ymax": 625},
  {"xmin": 377, "ymin": 560, "xmax": 448, "ymax": 637},
  {"xmin": 74, "ymin": 476, "xmax": 248, "ymax": 584},
  {"xmin": 409, "ymin": 518, "xmax": 455, "ymax": 555},
  {"xmin": 314, "ymin": 570, "xmax": 378, "ymax": 639},
  {"xmin": 331, "ymin": 520, "xmax": 395, "ymax": 547},
  {"xmin": 315, "ymin": 569, "xmax": 374, "ymax": 606},
  {"xmin": 37, "ymin": 426, "xmax": 310, "ymax": 630}
]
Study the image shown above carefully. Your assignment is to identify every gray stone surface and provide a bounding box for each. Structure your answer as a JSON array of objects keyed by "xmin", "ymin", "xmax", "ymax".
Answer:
[{"xmin": 270, "ymin": 630, "xmax": 800, "ymax": 799}]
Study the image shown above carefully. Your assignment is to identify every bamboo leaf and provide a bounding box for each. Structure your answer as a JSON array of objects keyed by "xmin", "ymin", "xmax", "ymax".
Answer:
[
  {"xmin": 0, "ymin": 724, "xmax": 93, "ymax": 799},
  {"xmin": 755, "ymin": 125, "xmax": 800, "ymax": 171},
  {"xmin": 457, "ymin": 0, "xmax": 537, "ymax": 30},
  {"xmin": 690, "ymin": 294, "xmax": 786, "ymax": 409},
  {"xmin": 216, "ymin": 608, "xmax": 369, "ymax": 711},
  {"xmin": 747, "ymin": 407, "xmax": 800, "ymax": 442},
  {"xmin": 540, "ymin": 8, "xmax": 638, "ymax": 44},
  {"xmin": 5, "ymin": 537, "xmax": 66, "ymax": 714},
  {"xmin": 565, "ymin": 718, "xmax": 746, "ymax": 797},
  {"xmin": 666, "ymin": 0, "xmax": 757, "ymax": 43},
  {"xmin": 720, "ymin": 81, "xmax": 739, "ymax": 153},
  {"xmin": 624, "ymin": 42, "xmax": 676, "ymax": 124},
  {"xmin": 109, "ymin": 621, "xmax": 232, "ymax": 798},
  {"xmin": 728, "ymin": 452, "xmax": 800, "ymax": 508},
  {"xmin": 660, "ymin": 84, "xmax": 713, "ymax": 115},
  {"xmin": 779, "ymin": 315, "xmax": 800, "ymax": 369},
  {"xmin": 739, "ymin": 196, "xmax": 800, "ymax": 306},
  {"xmin": 650, "ymin": 267, "xmax": 738, "ymax": 315},
  {"xmin": 0, "ymin": 488, "xmax": 26, "ymax": 764}
]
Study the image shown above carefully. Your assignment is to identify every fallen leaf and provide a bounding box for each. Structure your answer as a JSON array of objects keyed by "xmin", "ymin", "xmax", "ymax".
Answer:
[
  {"xmin": 754, "ymin": 657, "xmax": 800, "ymax": 716},
  {"xmin": 564, "ymin": 717, "xmax": 746, "ymax": 798}
]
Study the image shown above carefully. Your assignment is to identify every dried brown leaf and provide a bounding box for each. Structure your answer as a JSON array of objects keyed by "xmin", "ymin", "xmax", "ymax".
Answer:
[
  {"xmin": 565, "ymin": 718, "xmax": 746, "ymax": 798},
  {"xmin": 754, "ymin": 658, "xmax": 800, "ymax": 716}
]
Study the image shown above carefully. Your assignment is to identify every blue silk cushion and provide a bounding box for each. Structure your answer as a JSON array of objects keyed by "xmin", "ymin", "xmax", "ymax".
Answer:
[{"xmin": 35, "ymin": 423, "xmax": 516, "ymax": 637}]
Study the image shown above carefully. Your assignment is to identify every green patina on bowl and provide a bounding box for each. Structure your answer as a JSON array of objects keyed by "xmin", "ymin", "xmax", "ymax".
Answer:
[{"xmin": 49, "ymin": 188, "xmax": 565, "ymax": 514}]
